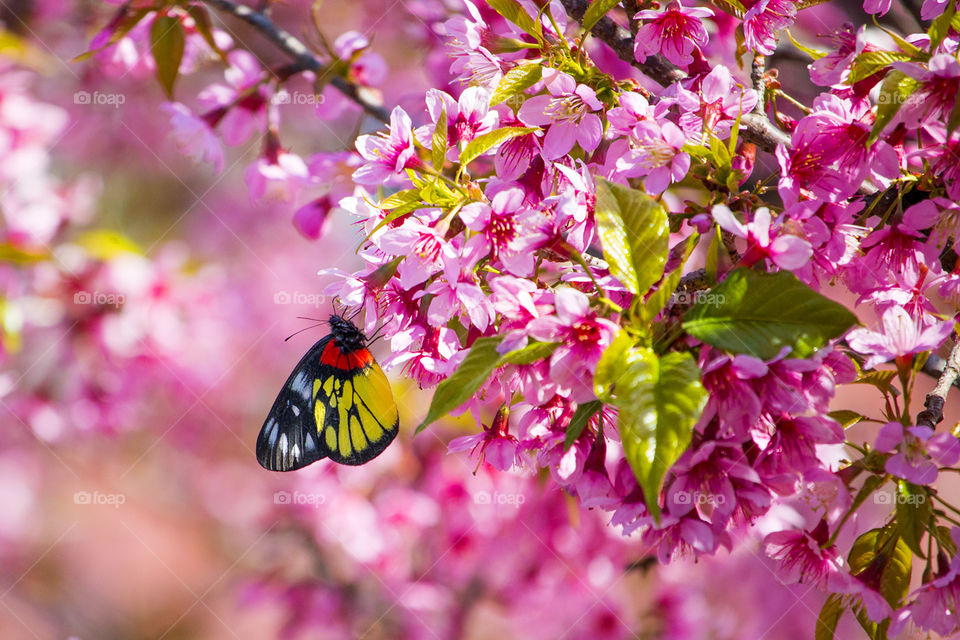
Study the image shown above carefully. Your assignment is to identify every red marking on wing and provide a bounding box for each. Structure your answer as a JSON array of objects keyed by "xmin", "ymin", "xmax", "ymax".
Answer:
[
  {"xmin": 319, "ymin": 340, "xmax": 342, "ymax": 366},
  {"xmin": 348, "ymin": 349, "xmax": 374, "ymax": 369},
  {"xmin": 320, "ymin": 340, "xmax": 374, "ymax": 371}
]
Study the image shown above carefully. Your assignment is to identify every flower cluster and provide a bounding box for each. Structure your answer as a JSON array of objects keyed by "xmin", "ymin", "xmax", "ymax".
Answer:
[{"xmin": 77, "ymin": 0, "xmax": 960, "ymax": 637}]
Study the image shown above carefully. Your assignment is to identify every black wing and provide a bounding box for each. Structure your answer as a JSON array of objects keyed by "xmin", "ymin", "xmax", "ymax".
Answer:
[{"xmin": 256, "ymin": 337, "xmax": 330, "ymax": 471}]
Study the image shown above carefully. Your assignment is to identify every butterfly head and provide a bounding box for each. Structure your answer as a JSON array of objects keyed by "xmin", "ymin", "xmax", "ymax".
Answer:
[{"xmin": 328, "ymin": 314, "xmax": 367, "ymax": 352}]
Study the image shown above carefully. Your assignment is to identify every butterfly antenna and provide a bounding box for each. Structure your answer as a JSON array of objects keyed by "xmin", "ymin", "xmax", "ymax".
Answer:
[
  {"xmin": 367, "ymin": 322, "xmax": 387, "ymax": 344},
  {"xmin": 284, "ymin": 322, "xmax": 325, "ymax": 342}
]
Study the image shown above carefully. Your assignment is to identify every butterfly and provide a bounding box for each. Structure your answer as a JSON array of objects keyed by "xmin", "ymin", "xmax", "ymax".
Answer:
[{"xmin": 257, "ymin": 314, "xmax": 399, "ymax": 471}]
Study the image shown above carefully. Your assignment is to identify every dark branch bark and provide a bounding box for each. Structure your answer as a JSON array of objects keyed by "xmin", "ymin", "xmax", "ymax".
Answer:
[
  {"xmin": 918, "ymin": 342, "xmax": 960, "ymax": 427},
  {"xmin": 199, "ymin": 0, "xmax": 390, "ymax": 123},
  {"xmin": 560, "ymin": 0, "xmax": 791, "ymax": 152}
]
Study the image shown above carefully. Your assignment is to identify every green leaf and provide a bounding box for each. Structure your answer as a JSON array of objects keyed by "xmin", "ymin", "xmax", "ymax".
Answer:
[
  {"xmin": 870, "ymin": 70, "xmax": 918, "ymax": 145},
  {"xmin": 380, "ymin": 188, "xmax": 422, "ymax": 210},
  {"xmin": 582, "ymin": 0, "xmax": 622, "ymax": 32},
  {"xmin": 705, "ymin": 227, "xmax": 720, "ymax": 283},
  {"xmin": 929, "ymin": 0, "xmax": 957, "ymax": 54},
  {"xmin": 150, "ymin": 15, "xmax": 186, "ymax": 99},
  {"xmin": 682, "ymin": 269, "xmax": 859, "ymax": 360},
  {"xmin": 785, "ymin": 29, "xmax": 827, "ymax": 60},
  {"xmin": 594, "ymin": 178, "xmax": 669, "ymax": 296},
  {"xmin": 564, "ymin": 400, "xmax": 603, "ymax": 451},
  {"xmin": 0, "ymin": 243, "xmax": 48, "ymax": 264},
  {"xmin": 896, "ymin": 481, "xmax": 932, "ymax": 558},
  {"xmin": 828, "ymin": 409, "xmax": 865, "ymax": 428},
  {"xmin": 432, "ymin": 107, "xmax": 448, "ymax": 172},
  {"xmin": 853, "ymin": 370, "xmax": 898, "ymax": 394},
  {"xmin": 593, "ymin": 330, "xmax": 636, "ymax": 401},
  {"xmin": 416, "ymin": 337, "xmax": 503, "ymax": 433},
  {"xmin": 75, "ymin": 230, "xmax": 142, "ymax": 260},
  {"xmin": 499, "ymin": 340, "xmax": 558, "ymax": 365},
  {"xmin": 490, "ymin": 64, "xmax": 543, "ymax": 105},
  {"xmin": 486, "ymin": 0, "xmax": 543, "ymax": 41},
  {"xmin": 643, "ymin": 234, "xmax": 699, "ymax": 323},
  {"xmin": 846, "ymin": 50, "xmax": 911, "ymax": 85},
  {"xmin": 848, "ymin": 528, "xmax": 913, "ymax": 608},
  {"xmin": 459, "ymin": 127, "xmax": 538, "ymax": 167},
  {"xmin": 853, "ymin": 607, "xmax": 890, "ymax": 640},
  {"xmin": 815, "ymin": 594, "xmax": 846, "ymax": 640},
  {"xmin": 73, "ymin": 7, "xmax": 151, "ymax": 62},
  {"xmin": 604, "ymin": 346, "xmax": 707, "ymax": 522},
  {"xmin": 490, "ymin": 63, "xmax": 542, "ymax": 106}
]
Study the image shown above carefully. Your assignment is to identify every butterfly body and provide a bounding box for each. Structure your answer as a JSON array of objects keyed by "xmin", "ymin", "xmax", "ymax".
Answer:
[{"xmin": 257, "ymin": 315, "xmax": 399, "ymax": 471}]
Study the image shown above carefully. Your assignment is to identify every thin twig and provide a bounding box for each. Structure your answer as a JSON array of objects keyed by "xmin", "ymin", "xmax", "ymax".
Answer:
[
  {"xmin": 199, "ymin": 0, "xmax": 389, "ymax": 123},
  {"xmin": 559, "ymin": 0, "xmax": 791, "ymax": 152},
  {"xmin": 751, "ymin": 53, "xmax": 766, "ymax": 115},
  {"xmin": 917, "ymin": 340, "xmax": 960, "ymax": 427}
]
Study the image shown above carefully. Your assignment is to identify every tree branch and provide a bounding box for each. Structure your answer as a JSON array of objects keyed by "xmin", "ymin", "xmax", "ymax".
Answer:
[
  {"xmin": 917, "ymin": 340, "xmax": 960, "ymax": 428},
  {"xmin": 560, "ymin": 0, "xmax": 791, "ymax": 152},
  {"xmin": 199, "ymin": 0, "xmax": 389, "ymax": 123}
]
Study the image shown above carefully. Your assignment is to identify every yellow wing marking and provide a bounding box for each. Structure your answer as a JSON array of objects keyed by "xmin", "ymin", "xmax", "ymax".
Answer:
[
  {"xmin": 349, "ymin": 415, "xmax": 368, "ymax": 452},
  {"xmin": 313, "ymin": 378, "xmax": 322, "ymax": 400},
  {"xmin": 337, "ymin": 402, "xmax": 352, "ymax": 457},
  {"xmin": 314, "ymin": 397, "xmax": 326, "ymax": 432},
  {"xmin": 352, "ymin": 362, "xmax": 398, "ymax": 430},
  {"xmin": 323, "ymin": 377, "xmax": 334, "ymax": 396},
  {"xmin": 356, "ymin": 403, "xmax": 383, "ymax": 442},
  {"xmin": 325, "ymin": 426, "xmax": 337, "ymax": 450}
]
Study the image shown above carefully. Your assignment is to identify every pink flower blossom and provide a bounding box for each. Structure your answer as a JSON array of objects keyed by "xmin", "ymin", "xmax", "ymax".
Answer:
[
  {"xmin": 765, "ymin": 520, "xmax": 845, "ymax": 589},
  {"xmin": 159, "ymin": 102, "xmax": 223, "ymax": 172},
  {"xmin": 460, "ymin": 187, "xmax": 549, "ymax": 276},
  {"xmin": 421, "ymin": 86, "xmax": 498, "ymax": 149},
  {"xmin": 743, "ymin": 0, "xmax": 796, "ymax": 55},
  {"xmin": 633, "ymin": 1, "xmax": 714, "ymax": 67},
  {"xmin": 291, "ymin": 196, "xmax": 333, "ymax": 240},
  {"xmin": 614, "ymin": 120, "xmax": 690, "ymax": 194},
  {"xmin": 517, "ymin": 69, "xmax": 603, "ymax": 160},
  {"xmin": 874, "ymin": 422, "xmax": 960, "ymax": 484},
  {"xmin": 353, "ymin": 106, "xmax": 423, "ymax": 185},
  {"xmin": 244, "ymin": 151, "xmax": 310, "ymax": 202},
  {"xmin": 527, "ymin": 287, "xmax": 618, "ymax": 402},
  {"xmin": 712, "ymin": 205, "xmax": 813, "ymax": 270},
  {"xmin": 846, "ymin": 305, "xmax": 954, "ymax": 369}
]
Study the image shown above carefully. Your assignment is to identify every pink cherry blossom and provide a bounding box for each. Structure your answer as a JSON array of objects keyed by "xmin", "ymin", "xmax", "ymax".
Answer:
[
  {"xmin": 353, "ymin": 106, "xmax": 423, "ymax": 185},
  {"xmin": 846, "ymin": 305, "xmax": 954, "ymax": 369},
  {"xmin": 743, "ymin": 0, "xmax": 796, "ymax": 55},
  {"xmin": 517, "ymin": 69, "xmax": 603, "ymax": 160},
  {"xmin": 633, "ymin": 1, "xmax": 714, "ymax": 67},
  {"xmin": 527, "ymin": 287, "xmax": 619, "ymax": 402},
  {"xmin": 160, "ymin": 102, "xmax": 223, "ymax": 172},
  {"xmin": 874, "ymin": 422, "xmax": 960, "ymax": 485},
  {"xmin": 712, "ymin": 205, "xmax": 813, "ymax": 270}
]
